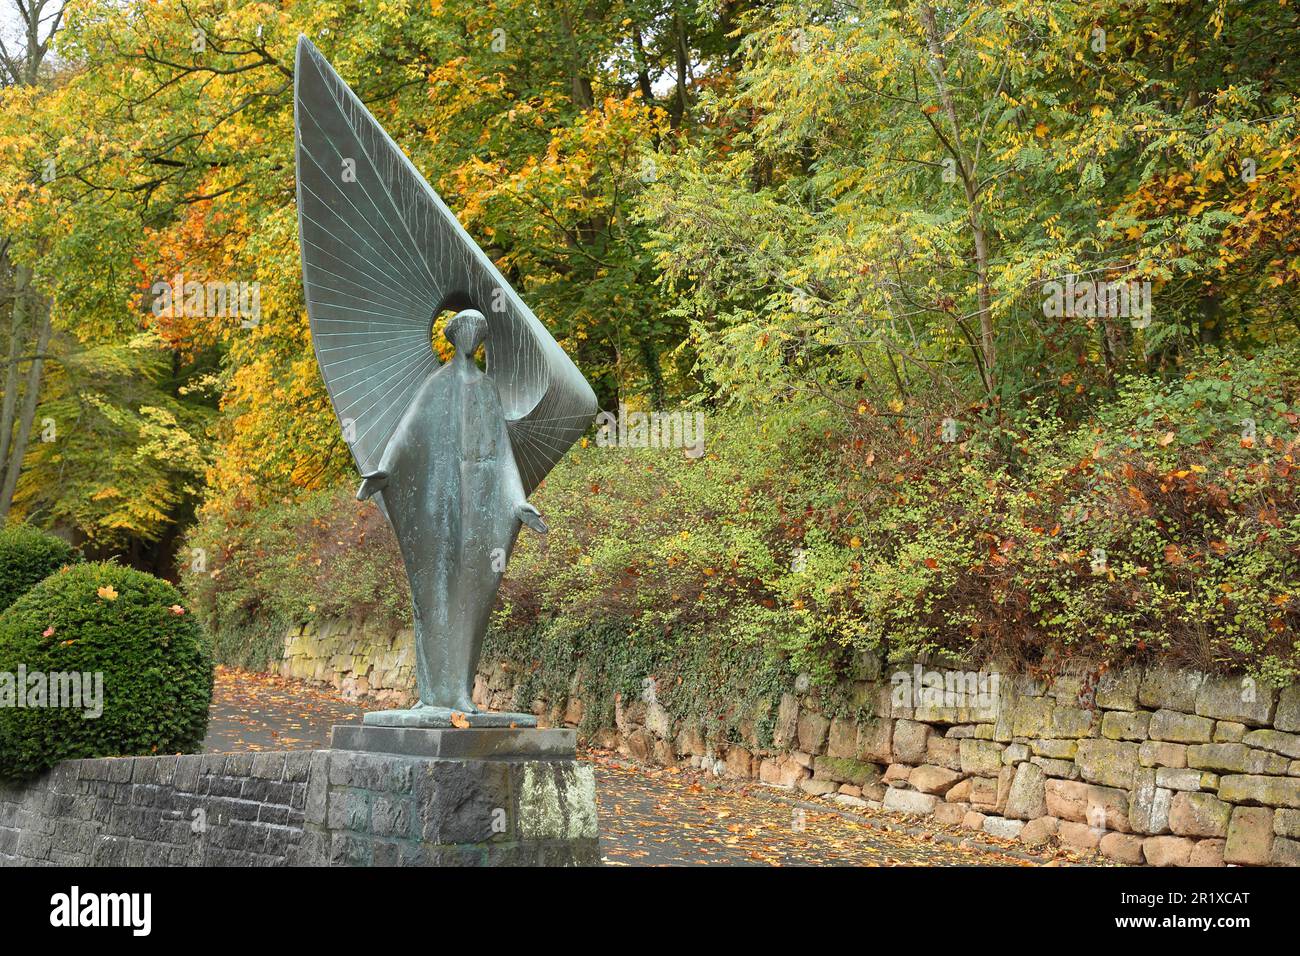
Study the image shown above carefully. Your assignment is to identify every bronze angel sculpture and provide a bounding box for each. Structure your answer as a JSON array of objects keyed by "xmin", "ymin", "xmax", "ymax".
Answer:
[{"xmin": 293, "ymin": 37, "xmax": 597, "ymax": 727}]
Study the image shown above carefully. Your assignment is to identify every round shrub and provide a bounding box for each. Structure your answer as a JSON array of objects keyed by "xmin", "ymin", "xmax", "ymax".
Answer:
[
  {"xmin": 0, "ymin": 562, "xmax": 213, "ymax": 778},
  {"xmin": 0, "ymin": 524, "xmax": 80, "ymax": 613}
]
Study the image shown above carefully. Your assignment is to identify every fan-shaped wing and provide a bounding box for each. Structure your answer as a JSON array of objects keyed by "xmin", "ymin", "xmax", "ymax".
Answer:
[{"xmin": 294, "ymin": 35, "xmax": 596, "ymax": 491}]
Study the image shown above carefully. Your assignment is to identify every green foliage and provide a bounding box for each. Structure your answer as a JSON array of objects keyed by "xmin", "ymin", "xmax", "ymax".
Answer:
[
  {"xmin": 782, "ymin": 346, "xmax": 1300, "ymax": 683},
  {"xmin": 0, "ymin": 523, "xmax": 81, "ymax": 612},
  {"xmin": 185, "ymin": 347, "xmax": 1300, "ymax": 688},
  {"xmin": 7, "ymin": 0, "xmax": 1300, "ymax": 597},
  {"xmin": 12, "ymin": 332, "xmax": 212, "ymax": 550},
  {"xmin": 482, "ymin": 617, "xmax": 796, "ymax": 748},
  {"xmin": 64, "ymin": 0, "xmax": 1290, "ymax": 695},
  {"xmin": 0, "ymin": 562, "xmax": 213, "ymax": 778},
  {"xmin": 639, "ymin": 0, "xmax": 1300, "ymax": 423},
  {"xmin": 0, "ymin": 0, "xmax": 725, "ymax": 522},
  {"xmin": 181, "ymin": 491, "xmax": 411, "ymax": 670}
]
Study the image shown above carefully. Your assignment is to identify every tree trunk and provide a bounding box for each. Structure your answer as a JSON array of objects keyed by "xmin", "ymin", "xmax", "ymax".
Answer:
[
  {"xmin": 0, "ymin": 262, "xmax": 31, "ymax": 494},
  {"xmin": 919, "ymin": 3, "xmax": 996, "ymax": 394},
  {"xmin": 0, "ymin": 299, "xmax": 51, "ymax": 520},
  {"xmin": 0, "ymin": 1, "xmax": 65, "ymax": 514},
  {"xmin": 670, "ymin": 13, "xmax": 690, "ymax": 129},
  {"xmin": 1199, "ymin": 292, "xmax": 1222, "ymax": 345},
  {"xmin": 631, "ymin": 26, "xmax": 655, "ymax": 107},
  {"xmin": 559, "ymin": 10, "xmax": 594, "ymax": 110},
  {"xmin": 638, "ymin": 337, "xmax": 667, "ymax": 410}
]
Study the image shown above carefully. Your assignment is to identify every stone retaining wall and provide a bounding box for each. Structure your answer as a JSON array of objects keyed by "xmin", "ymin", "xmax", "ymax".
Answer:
[
  {"xmin": 0, "ymin": 747, "xmax": 598, "ymax": 867},
  {"xmin": 280, "ymin": 618, "xmax": 417, "ymax": 705},
  {"xmin": 271, "ymin": 618, "xmax": 1300, "ymax": 866},
  {"xmin": 608, "ymin": 663, "xmax": 1300, "ymax": 868}
]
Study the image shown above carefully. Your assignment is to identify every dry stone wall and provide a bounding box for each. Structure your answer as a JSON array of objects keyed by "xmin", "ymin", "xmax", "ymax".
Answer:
[
  {"xmin": 278, "ymin": 619, "xmax": 1300, "ymax": 866},
  {"xmin": 280, "ymin": 619, "xmax": 417, "ymax": 705},
  {"xmin": 645, "ymin": 664, "xmax": 1300, "ymax": 868}
]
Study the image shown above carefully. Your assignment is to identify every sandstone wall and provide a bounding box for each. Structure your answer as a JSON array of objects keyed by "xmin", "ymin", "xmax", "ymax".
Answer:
[
  {"xmin": 280, "ymin": 618, "xmax": 418, "ymax": 705},
  {"xmin": 274, "ymin": 619, "xmax": 1300, "ymax": 866},
  {"xmin": 602, "ymin": 664, "xmax": 1300, "ymax": 868}
]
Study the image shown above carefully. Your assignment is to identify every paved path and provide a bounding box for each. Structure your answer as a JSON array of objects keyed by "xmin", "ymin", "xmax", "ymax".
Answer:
[
  {"xmin": 204, "ymin": 666, "xmax": 365, "ymax": 752},
  {"xmin": 206, "ymin": 667, "xmax": 1050, "ymax": 866},
  {"xmin": 587, "ymin": 755, "xmax": 1038, "ymax": 866}
]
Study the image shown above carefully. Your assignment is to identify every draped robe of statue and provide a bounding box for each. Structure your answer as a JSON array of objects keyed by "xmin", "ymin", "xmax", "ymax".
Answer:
[
  {"xmin": 358, "ymin": 310, "xmax": 546, "ymax": 719},
  {"xmin": 293, "ymin": 36, "xmax": 597, "ymax": 727}
]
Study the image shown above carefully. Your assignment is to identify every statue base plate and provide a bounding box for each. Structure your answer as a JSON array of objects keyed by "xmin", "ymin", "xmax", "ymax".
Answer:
[
  {"xmin": 362, "ymin": 705, "xmax": 538, "ymax": 729},
  {"xmin": 330, "ymin": 724, "xmax": 576, "ymax": 760}
]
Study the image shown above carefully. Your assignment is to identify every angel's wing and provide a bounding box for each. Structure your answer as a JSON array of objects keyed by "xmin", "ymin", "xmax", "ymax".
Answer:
[{"xmin": 294, "ymin": 35, "xmax": 596, "ymax": 494}]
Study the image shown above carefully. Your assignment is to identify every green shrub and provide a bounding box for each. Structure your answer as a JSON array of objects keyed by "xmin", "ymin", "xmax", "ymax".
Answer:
[
  {"xmin": 0, "ymin": 524, "xmax": 81, "ymax": 613},
  {"xmin": 0, "ymin": 562, "xmax": 213, "ymax": 778},
  {"xmin": 182, "ymin": 491, "xmax": 411, "ymax": 670}
]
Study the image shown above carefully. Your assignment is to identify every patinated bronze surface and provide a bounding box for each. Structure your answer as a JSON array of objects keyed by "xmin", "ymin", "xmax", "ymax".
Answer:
[{"xmin": 293, "ymin": 36, "xmax": 596, "ymax": 727}]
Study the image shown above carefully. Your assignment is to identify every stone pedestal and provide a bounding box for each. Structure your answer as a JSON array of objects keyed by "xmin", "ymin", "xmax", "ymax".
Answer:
[{"xmin": 294, "ymin": 726, "xmax": 600, "ymax": 866}]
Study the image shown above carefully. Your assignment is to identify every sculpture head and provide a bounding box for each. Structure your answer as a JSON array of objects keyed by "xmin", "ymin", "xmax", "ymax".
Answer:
[{"xmin": 444, "ymin": 309, "xmax": 489, "ymax": 358}]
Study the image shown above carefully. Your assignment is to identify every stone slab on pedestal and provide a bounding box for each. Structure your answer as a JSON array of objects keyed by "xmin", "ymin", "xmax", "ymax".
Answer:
[
  {"xmin": 362, "ymin": 705, "xmax": 537, "ymax": 728},
  {"xmin": 330, "ymin": 724, "xmax": 576, "ymax": 760}
]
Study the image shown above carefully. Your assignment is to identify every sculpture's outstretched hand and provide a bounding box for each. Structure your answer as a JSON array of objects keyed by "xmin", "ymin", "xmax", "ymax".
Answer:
[
  {"xmin": 517, "ymin": 503, "xmax": 548, "ymax": 535},
  {"xmin": 356, "ymin": 471, "xmax": 389, "ymax": 501}
]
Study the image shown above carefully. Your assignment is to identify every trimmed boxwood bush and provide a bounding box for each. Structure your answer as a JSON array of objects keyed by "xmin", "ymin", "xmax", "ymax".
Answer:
[
  {"xmin": 0, "ymin": 524, "xmax": 80, "ymax": 613},
  {"xmin": 0, "ymin": 562, "xmax": 213, "ymax": 778}
]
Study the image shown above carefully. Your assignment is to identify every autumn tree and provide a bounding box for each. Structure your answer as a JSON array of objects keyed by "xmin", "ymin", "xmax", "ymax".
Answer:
[{"xmin": 0, "ymin": 0, "xmax": 66, "ymax": 521}]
